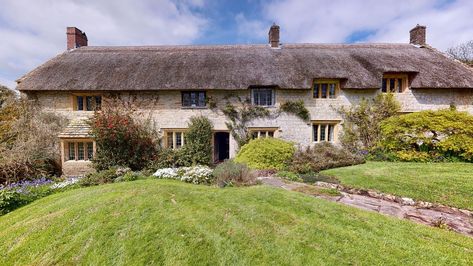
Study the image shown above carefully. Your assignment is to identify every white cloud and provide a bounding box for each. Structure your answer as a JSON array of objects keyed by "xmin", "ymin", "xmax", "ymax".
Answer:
[
  {"xmin": 262, "ymin": 0, "xmax": 473, "ymax": 49},
  {"xmin": 235, "ymin": 13, "xmax": 268, "ymax": 42},
  {"xmin": 0, "ymin": 0, "xmax": 208, "ymax": 89}
]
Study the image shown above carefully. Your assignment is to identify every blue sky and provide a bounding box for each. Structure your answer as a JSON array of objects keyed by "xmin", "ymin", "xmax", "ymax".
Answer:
[{"xmin": 1, "ymin": 0, "xmax": 472, "ymax": 89}]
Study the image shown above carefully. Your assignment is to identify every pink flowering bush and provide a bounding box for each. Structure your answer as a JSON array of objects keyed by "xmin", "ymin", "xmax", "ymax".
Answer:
[{"xmin": 90, "ymin": 105, "xmax": 159, "ymax": 171}]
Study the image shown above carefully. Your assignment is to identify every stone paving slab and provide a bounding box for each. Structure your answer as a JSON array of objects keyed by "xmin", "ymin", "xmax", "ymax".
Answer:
[{"xmin": 258, "ymin": 176, "xmax": 473, "ymax": 237}]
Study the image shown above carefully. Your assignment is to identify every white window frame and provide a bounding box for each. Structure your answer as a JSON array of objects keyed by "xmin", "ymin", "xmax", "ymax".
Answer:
[{"xmin": 251, "ymin": 88, "xmax": 275, "ymax": 107}]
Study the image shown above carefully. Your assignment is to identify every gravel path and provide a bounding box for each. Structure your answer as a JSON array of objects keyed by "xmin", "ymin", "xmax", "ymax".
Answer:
[{"xmin": 259, "ymin": 176, "xmax": 473, "ymax": 237}]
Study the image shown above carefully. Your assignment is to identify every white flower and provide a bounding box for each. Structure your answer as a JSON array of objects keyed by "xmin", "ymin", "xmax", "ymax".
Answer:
[
  {"xmin": 51, "ymin": 177, "xmax": 81, "ymax": 189},
  {"xmin": 153, "ymin": 166, "xmax": 213, "ymax": 184}
]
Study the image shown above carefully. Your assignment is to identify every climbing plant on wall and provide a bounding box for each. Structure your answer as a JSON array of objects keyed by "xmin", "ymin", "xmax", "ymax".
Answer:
[{"xmin": 217, "ymin": 96, "xmax": 310, "ymax": 148}]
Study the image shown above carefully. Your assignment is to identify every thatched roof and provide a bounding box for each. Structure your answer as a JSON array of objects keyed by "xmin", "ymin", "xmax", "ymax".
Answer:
[{"xmin": 17, "ymin": 43, "xmax": 473, "ymax": 91}]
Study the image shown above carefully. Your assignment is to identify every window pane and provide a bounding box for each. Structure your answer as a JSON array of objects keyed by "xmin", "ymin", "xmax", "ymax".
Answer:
[
  {"xmin": 182, "ymin": 93, "xmax": 190, "ymax": 106},
  {"xmin": 86, "ymin": 96, "xmax": 94, "ymax": 111},
  {"xmin": 176, "ymin": 132, "xmax": 182, "ymax": 148},
  {"xmin": 266, "ymin": 90, "xmax": 273, "ymax": 106},
  {"xmin": 95, "ymin": 96, "xmax": 102, "ymax": 110},
  {"xmin": 268, "ymin": 131, "xmax": 274, "ymax": 138},
  {"xmin": 313, "ymin": 124, "xmax": 319, "ymax": 142},
  {"xmin": 389, "ymin": 79, "xmax": 395, "ymax": 93},
  {"xmin": 328, "ymin": 125, "xmax": 334, "ymax": 142},
  {"xmin": 251, "ymin": 131, "xmax": 258, "ymax": 139},
  {"xmin": 77, "ymin": 96, "xmax": 83, "ymax": 111},
  {"xmin": 397, "ymin": 78, "xmax": 403, "ymax": 92},
  {"xmin": 329, "ymin": 84, "xmax": 336, "ymax": 98},
  {"xmin": 78, "ymin": 142, "xmax": 85, "ymax": 160},
  {"xmin": 167, "ymin": 132, "xmax": 173, "ymax": 148},
  {"xmin": 198, "ymin": 92, "xmax": 206, "ymax": 107},
  {"xmin": 253, "ymin": 90, "xmax": 260, "ymax": 105},
  {"xmin": 382, "ymin": 79, "xmax": 387, "ymax": 93},
  {"xmin": 321, "ymin": 84, "xmax": 328, "ymax": 98},
  {"xmin": 253, "ymin": 89, "xmax": 273, "ymax": 106},
  {"xmin": 320, "ymin": 125, "xmax": 326, "ymax": 141},
  {"xmin": 68, "ymin": 143, "xmax": 75, "ymax": 160},
  {"xmin": 190, "ymin": 92, "xmax": 197, "ymax": 106},
  {"xmin": 87, "ymin": 142, "xmax": 94, "ymax": 160},
  {"xmin": 313, "ymin": 84, "xmax": 320, "ymax": 98}
]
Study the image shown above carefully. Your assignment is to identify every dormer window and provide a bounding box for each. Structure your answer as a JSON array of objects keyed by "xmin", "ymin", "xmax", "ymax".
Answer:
[
  {"xmin": 382, "ymin": 74, "xmax": 408, "ymax": 93},
  {"xmin": 313, "ymin": 80, "xmax": 339, "ymax": 99}
]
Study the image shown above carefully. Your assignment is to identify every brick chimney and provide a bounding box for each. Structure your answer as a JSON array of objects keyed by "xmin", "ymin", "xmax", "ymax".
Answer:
[
  {"xmin": 410, "ymin": 24, "xmax": 426, "ymax": 46},
  {"xmin": 268, "ymin": 23, "xmax": 280, "ymax": 48},
  {"xmin": 67, "ymin": 27, "xmax": 88, "ymax": 50}
]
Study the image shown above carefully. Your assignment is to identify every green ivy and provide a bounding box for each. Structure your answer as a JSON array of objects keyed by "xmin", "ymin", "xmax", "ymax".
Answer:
[
  {"xmin": 218, "ymin": 97, "xmax": 310, "ymax": 148},
  {"xmin": 221, "ymin": 97, "xmax": 270, "ymax": 147},
  {"xmin": 279, "ymin": 100, "xmax": 310, "ymax": 121}
]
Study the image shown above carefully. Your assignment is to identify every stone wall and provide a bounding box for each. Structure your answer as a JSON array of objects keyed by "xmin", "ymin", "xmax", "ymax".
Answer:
[
  {"xmin": 24, "ymin": 87, "xmax": 473, "ymax": 162},
  {"xmin": 62, "ymin": 160, "xmax": 95, "ymax": 176}
]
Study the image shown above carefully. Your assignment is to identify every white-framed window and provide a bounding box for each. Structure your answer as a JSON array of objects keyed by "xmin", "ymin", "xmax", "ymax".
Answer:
[
  {"xmin": 66, "ymin": 141, "xmax": 94, "ymax": 161},
  {"xmin": 251, "ymin": 88, "xmax": 275, "ymax": 106},
  {"xmin": 312, "ymin": 122, "xmax": 337, "ymax": 142},
  {"xmin": 182, "ymin": 91, "xmax": 206, "ymax": 107},
  {"xmin": 165, "ymin": 130, "xmax": 186, "ymax": 149},
  {"xmin": 381, "ymin": 74, "xmax": 408, "ymax": 93},
  {"xmin": 250, "ymin": 128, "xmax": 276, "ymax": 139},
  {"xmin": 74, "ymin": 95, "xmax": 102, "ymax": 111},
  {"xmin": 313, "ymin": 80, "xmax": 339, "ymax": 99}
]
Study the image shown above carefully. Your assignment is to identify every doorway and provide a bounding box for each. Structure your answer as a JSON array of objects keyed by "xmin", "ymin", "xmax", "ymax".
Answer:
[{"xmin": 214, "ymin": 132, "xmax": 230, "ymax": 163}]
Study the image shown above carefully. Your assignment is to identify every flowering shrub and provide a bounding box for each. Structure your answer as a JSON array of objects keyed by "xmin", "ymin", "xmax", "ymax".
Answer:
[
  {"xmin": 153, "ymin": 166, "xmax": 214, "ymax": 185},
  {"xmin": 90, "ymin": 103, "xmax": 159, "ymax": 171},
  {"xmin": 50, "ymin": 176, "xmax": 82, "ymax": 189},
  {"xmin": 0, "ymin": 177, "xmax": 54, "ymax": 215}
]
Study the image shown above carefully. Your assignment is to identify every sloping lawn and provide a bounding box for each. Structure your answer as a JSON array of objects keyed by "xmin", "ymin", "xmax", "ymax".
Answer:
[
  {"xmin": 321, "ymin": 162, "xmax": 473, "ymax": 210},
  {"xmin": 0, "ymin": 180, "xmax": 472, "ymax": 265}
]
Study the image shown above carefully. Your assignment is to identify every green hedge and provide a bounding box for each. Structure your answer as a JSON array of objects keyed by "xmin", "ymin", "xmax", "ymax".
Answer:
[{"xmin": 235, "ymin": 138, "xmax": 295, "ymax": 170}]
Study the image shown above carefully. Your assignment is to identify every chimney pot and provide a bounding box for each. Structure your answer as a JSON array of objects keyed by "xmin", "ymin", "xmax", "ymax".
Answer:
[
  {"xmin": 268, "ymin": 23, "xmax": 280, "ymax": 48},
  {"xmin": 67, "ymin": 27, "xmax": 88, "ymax": 50},
  {"xmin": 410, "ymin": 24, "xmax": 426, "ymax": 46}
]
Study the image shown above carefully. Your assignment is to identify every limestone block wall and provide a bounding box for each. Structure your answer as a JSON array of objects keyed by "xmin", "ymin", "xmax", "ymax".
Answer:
[
  {"xmin": 62, "ymin": 161, "xmax": 94, "ymax": 176},
  {"xmin": 24, "ymin": 87, "xmax": 473, "ymax": 159}
]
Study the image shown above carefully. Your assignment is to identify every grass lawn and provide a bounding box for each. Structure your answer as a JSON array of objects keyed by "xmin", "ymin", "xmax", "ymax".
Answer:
[
  {"xmin": 321, "ymin": 162, "xmax": 473, "ymax": 210},
  {"xmin": 1, "ymin": 180, "xmax": 472, "ymax": 265}
]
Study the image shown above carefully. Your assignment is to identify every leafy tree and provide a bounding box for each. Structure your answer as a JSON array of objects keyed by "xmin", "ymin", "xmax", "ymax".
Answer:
[
  {"xmin": 338, "ymin": 93, "xmax": 400, "ymax": 152},
  {"xmin": 446, "ymin": 40, "xmax": 473, "ymax": 66}
]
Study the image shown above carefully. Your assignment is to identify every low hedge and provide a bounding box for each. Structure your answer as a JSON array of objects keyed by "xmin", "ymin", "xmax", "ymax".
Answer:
[{"xmin": 235, "ymin": 138, "xmax": 295, "ymax": 170}]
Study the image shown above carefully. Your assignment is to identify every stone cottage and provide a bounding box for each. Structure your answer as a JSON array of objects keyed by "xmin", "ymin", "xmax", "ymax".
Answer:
[{"xmin": 16, "ymin": 25, "xmax": 473, "ymax": 176}]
